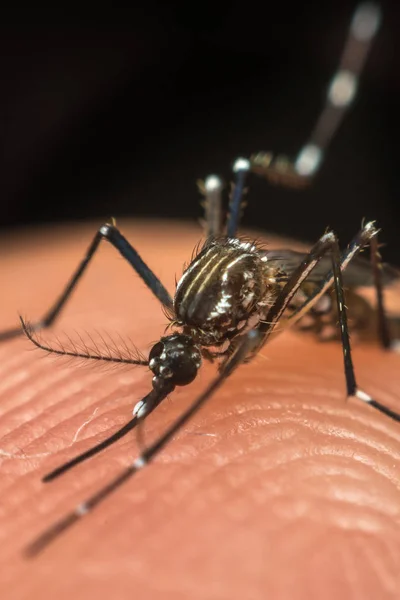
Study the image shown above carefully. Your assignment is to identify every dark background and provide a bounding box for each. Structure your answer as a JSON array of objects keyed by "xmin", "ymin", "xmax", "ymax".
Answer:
[{"xmin": 1, "ymin": 1, "xmax": 399, "ymax": 263}]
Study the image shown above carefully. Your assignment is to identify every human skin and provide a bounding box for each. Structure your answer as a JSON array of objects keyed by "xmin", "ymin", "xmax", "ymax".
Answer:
[{"xmin": 0, "ymin": 219, "xmax": 400, "ymax": 600}]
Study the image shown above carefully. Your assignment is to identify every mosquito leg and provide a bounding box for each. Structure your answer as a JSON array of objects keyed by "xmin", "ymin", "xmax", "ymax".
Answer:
[
  {"xmin": 199, "ymin": 156, "xmax": 250, "ymax": 240},
  {"xmin": 256, "ymin": 222, "xmax": 400, "ymax": 422},
  {"xmin": 198, "ymin": 175, "xmax": 224, "ymax": 238},
  {"xmin": 25, "ymin": 329, "xmax": 260, "ymax": 556},
  {"xmin": 250, "ymin": 2, "xmax": 382, "ymax": 186},
  {"xmin": 284, "ymin": 223, "xmax": 390, "ymax": 343},
  {"xmin": 226, "ymin": 158, "xmax": 251, "ymax": 238},
  {"xmin": 369, "ymin": 233, "xmax": 391, "ymax": 349},
  {"xmin": 0, "ymin": 222, "xmax": 173, "ymax": 342}
]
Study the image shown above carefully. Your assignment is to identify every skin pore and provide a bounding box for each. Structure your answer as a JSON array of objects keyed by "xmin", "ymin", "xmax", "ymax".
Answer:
[{"xmin": 0, "ymin": 219, "xmax": 399, "ymax": 600}]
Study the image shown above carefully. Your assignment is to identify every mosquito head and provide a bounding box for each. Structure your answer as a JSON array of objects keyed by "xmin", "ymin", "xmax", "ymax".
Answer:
[{"xmin": 149, "ymin": 334, "xmax": 202, "ymax": 389}]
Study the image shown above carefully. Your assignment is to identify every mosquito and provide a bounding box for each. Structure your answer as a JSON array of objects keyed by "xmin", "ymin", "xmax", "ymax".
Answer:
[{"xmin": 1, "ymin": 2, "xmax": 396, "ymax": 556}]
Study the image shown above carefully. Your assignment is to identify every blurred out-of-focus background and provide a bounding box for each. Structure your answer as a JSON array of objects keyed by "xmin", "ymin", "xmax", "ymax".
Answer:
[{"xmin": 1, "ymin": 1, "xmax": 399, "ymax": 262}]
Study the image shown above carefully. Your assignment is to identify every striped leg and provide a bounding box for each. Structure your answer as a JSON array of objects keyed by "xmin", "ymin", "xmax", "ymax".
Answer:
[{"xmin": 251, "ymin": 2, "xmax": 381, "ymax": 186}]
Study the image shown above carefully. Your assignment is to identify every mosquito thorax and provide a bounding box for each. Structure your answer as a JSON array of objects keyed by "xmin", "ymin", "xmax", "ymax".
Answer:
[
  {"xmin": 149, "ymin": 334, "xmax": 202, "ymax": 389},
  {"xmin": 174, "ymin": 238, "xmax": 271, "ymax": 346}
]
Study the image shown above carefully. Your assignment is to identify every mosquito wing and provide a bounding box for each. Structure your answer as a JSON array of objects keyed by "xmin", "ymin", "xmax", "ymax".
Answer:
[{"xmin": 264, "ymin": 249, "xmax": 400, "ymax": 288}]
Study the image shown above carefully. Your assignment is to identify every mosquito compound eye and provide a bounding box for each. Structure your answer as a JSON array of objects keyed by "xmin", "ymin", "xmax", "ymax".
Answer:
[
  {"xmin": 168, "ymin": 349, "xmax": 200, "ymax": 386},
  {"xmin": 149, "ymin": 335, "xmax": 202, "ymax": 388},
  {"xmin": 149, "ymin": 341, "xmax": 164, "ymax": 361}
]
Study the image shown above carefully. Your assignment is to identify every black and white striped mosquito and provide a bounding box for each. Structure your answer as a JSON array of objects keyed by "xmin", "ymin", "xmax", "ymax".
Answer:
[{"xmin": 1, "ymin": 2, "xmax": 396, "ymax": 556}]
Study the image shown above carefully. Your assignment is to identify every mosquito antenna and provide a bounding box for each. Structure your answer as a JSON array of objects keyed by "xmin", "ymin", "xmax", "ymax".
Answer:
[
  {"xmin": 25, "ymin": 329, "xmax": 260, "ymax": 557},
  {"xmin": 20, "ymin": 317, "xmax": 148, "ymax": 366}
]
